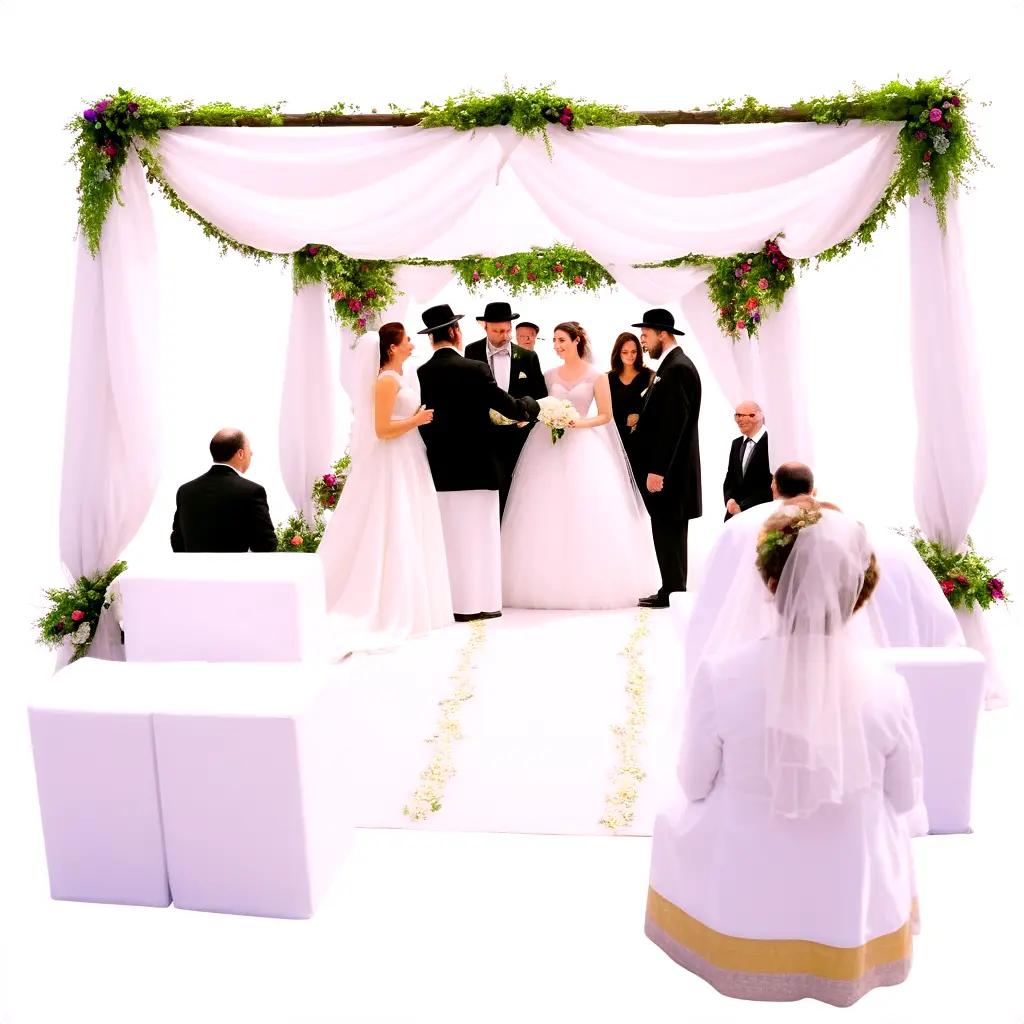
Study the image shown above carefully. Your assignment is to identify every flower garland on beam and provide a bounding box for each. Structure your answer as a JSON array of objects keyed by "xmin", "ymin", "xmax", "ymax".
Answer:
[
  {"xmin": 403, "ymin": 620, "xmax": 487, "ymax": 822},
  {"xmin": 293, "ymin": 246, "xmax": 401, "ymax": 332},
  {"xmin": 599, "ymin": 609, "xmax": 650, "ymax": 833}
]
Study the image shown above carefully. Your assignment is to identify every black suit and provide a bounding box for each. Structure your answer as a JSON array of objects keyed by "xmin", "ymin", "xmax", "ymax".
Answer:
[
  {"xmin": 170, "ymin": 465, "xmax": 277, "ymax": 553},
  {"xmin": 722, "ymin": 432, "xmax": 772, "ymax": 521},
  {"xmin": 463, "ymin": 339, "xmax": 547, "ymax": 515},
  {"xmin": 417, "ymin": 347, "xmax": 540, "ymax": 492},
  {"xmin": 628, "ymin": 345, "xmax": 702, "ymax": 594}
]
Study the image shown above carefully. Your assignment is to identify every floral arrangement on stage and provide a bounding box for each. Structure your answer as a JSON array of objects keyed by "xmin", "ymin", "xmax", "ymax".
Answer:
[
  {"xmin": 445, "ymin": 244, "xmax": 615, "ymax": 297},
  {"xmin": 600, "ymin": 609, "xmax": 650, "ymax": 833},
  {"xmin": 538, "ymin": 396, "xmax": 577, "ymax": 444},
  {"xmin": 293, "ymin": 246, "xmax": 400, "ymax": 334},
  {"xmin": 35, "ymin": 561, "xmax": 127, "ymax": 662},
  {"xmin": 677, "ymin": 238, "xmax": 798, "ymax": 341},
  {"xmin": 311, "ymin": 453, "xmax": 352, "ymax": 514},
  {"xmin": 403, "ymin": 620, "xmax": 486, "ymax": 822},
  {"xmin": 905, "ymin": 529, "xmax": 1008, "ymax": 611},
  {"xmin": 276, "ymin": 511, "xmax": 325, "ymax": 553}
]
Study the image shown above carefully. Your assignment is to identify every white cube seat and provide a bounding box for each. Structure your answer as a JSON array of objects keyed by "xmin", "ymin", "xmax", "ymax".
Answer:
[
  {"xmin": 28, "ymin": 659, "xmax": 172, "ymax": 907},
  {"xmin": 118, "ymin": 553, "xmax": 327, "ymax": 662},
  {"xmin": 882, "ymin": 647, "xmax": 986, "ymax": 834}
]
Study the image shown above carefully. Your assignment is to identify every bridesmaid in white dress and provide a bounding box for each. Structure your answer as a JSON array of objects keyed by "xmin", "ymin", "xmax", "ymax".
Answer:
[
  {"xmin": 500, "ymin": 322, "xmax": 660, "ymax": 608},
  {"xmin": 318, "ymin": 323, "xmax": 454, "ymax": 649}
]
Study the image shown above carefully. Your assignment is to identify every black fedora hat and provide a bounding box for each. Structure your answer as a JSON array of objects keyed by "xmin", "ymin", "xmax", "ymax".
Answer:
[
  {"xmin": 477, "ymin": 300, "xmax": 520, "ymax": 323},
  {"xmin": 418, "ymin": 304, "xmax": 464, "ymax": 335},
  {"xmin": 631, "ymin": 308, "xmax": 685, "ymax": 336}
]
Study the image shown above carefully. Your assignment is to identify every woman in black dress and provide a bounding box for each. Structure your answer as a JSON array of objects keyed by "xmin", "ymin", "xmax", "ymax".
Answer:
[{"xmin": 607, "ymin": 332, "xmax": 655, "ymax": 448}]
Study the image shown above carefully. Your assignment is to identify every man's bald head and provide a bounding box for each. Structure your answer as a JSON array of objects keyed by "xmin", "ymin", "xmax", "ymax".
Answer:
[
  {"xmin": 733, "ymin": 400, "xmax": 764, "ymax": 437},
  {"xmin": 210, "ymin": 428, "xmax": 252, "ymax": 472},
  {"xmin": 772, "ymin": 461, "xmax": 815, "ymax": 500}
]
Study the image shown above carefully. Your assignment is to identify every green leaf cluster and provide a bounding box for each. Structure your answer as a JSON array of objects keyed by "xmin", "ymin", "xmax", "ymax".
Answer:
[
  {"xmin": 904, "ymin": 528, "xmax": 1008, "ymax": 612},
  {"xmin": 275, "ymin": 510, "xmax": 325, "ymax": 553},
  {"xmin": 436, "ymin": 244, "xmax": 615, "ymax": 296},
  {"xmin": 35, "ymin": 560, "xmax": 127, "ymax": 662},
  {"xmin": 293, "ymin": 247, "xmax": 401, "ymax": 333}
]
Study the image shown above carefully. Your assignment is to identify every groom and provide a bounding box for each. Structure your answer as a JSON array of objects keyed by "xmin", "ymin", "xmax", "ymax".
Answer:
[
  {"xmin": 464, "ymin": 300, "xmax": 547, "ymax": 516},
  {"xmin": 417, "ymin": 304, "xmax": 541, "ymax": 621},
  {"xmin": 628, "ymin": 308, "xmax": 702, "ymax": 606}
]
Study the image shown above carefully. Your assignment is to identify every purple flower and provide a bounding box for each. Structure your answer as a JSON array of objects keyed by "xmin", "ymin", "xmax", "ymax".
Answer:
[
  {"xmin": 988, "ymin": 577, "xmax": 1005, "ymax": 600},
  {"xmin": 127, "ymin": 101, "xmax": 139, "ymax": 113},
  {"xmin": 83, "ymin": 109, "xmax": 97, "ymax": 122},
  {"xmin": 752, "ymin": 311, "xmax": 761, "ymax": 323},
  {"xmin": 94, "ymin": 99, "xmax": 109, "ymax": 114},
  {"xmin": 929, "ymin": 108, "xmax": 943, "ymax": 123},
  {"xmin": 734, "ymin": 268, "xmax": 743, "ymax": 278}
]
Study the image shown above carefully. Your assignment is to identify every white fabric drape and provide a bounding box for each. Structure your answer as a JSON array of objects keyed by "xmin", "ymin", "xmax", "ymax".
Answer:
[
  {"xmin": 60, "ymin": 154, "xmax": 160, "ymax": 663},
  {"xmin": 909, "ymin": 195, "xmax": 1003, "ymax": 706},
  {"xmin": 280, "ymin": 285, "xmax": 335, "ymax": 523}
]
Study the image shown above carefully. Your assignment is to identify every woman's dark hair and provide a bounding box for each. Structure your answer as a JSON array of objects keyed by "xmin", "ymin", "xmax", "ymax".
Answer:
[
  {"xmin": 378, "ymin": 322, "xmax": 405, "ymax": 367},
  {"xmin": 610, "ymin": 332, "xmax": 644, "ymax": 376},
  {"xmin": 756, "ymin": 503, "xmax": 880, "ymax": 614},
  {"xmin": 553, "ymin": 321, "xmax": 592, "ymax": 361}
]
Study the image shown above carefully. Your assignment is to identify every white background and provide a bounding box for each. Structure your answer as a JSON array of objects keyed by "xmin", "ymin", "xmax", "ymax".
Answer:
[{"xmin": 1, "ymin": 0, "xmax": 1022, "ymax": 1021}]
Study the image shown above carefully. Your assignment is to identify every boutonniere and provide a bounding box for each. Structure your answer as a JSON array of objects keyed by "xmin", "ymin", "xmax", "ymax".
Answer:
[
  {"xmin": 641, "ymin": 376, "xmax": 660, "ymax": 397},
  {"xmin": 518, "ymin": 371, "xmax": 527, "ymax": 379}
]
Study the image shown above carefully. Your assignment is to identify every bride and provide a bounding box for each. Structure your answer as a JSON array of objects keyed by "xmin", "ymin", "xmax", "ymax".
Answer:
[
  {"xmin": 318, "ymin": 323, "xmax": 454, "ymax": 649},
  {"xmin": 501, "ymin": 321, "xmax": 661, "ymax": 608}
]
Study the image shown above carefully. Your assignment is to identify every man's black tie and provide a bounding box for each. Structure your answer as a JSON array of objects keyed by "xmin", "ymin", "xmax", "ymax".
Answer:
[{"xmin": 741, "ymin": 437, "xmax": 753, "ymax": 477}]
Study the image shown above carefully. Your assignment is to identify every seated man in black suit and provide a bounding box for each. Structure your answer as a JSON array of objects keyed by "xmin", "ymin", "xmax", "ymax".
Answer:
[
  {"xmin": 170, "ymin": 428, "xmax": 277, "ymax": 552},
  {"xmin": 723, "ymin": 401, "xmax": 773, "ymax": 521}
]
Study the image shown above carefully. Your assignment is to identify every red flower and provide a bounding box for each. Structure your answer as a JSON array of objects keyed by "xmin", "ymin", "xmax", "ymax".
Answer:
[
  {"xmin": 495, "ymin": 260, "xmax": 505, "ymax": 269},
  {"xmin": 290, "ymin": 535, "xmax": 303, "ymax": 547},
  {"xmin": 348, "ymin": 298, "xmax": 362, "ymax": 312},
  {"xmin": 472, "ymin": 270, "xmax": 480, "ymax": 282},
  {"xmin": 741, "ymin": 262, "xmax": 751, "ymax": 272},
  {"xmin": 102, "ymin": 143, "xmax": 118, "ymax": 158},
  {"xmin": 357, "ymin": 317, "xmax": 367, "ymax": 328},
  {"xmin": 940, "ymin": 579, "xmax": 955, "ymax": 595},
  {"xmin": 573, "ymin": 275, "xmax": 584, "ymax": 285},
  {"xmin": 326, "ymin": 495, "xmax": 336, "ymax": 507},
  {"xmin": 71, "ymin": 610, "xmax": 85, "ymax": 622},
  {"xmin": 950, "ymin": 95, "xmax": 961, "ymax": 107},
  {"xmin": 956, "ymin": 574, "xmax": 969, "ymax": 586},
  {"xmin": 510, "ymin": 265, "xmax": 520, "ymax": 275},
  {"xmin": 527, "ymin": 271, "xmax": 537, "ymax": 281},
  {"xmin": 736, "ymin": 319, "xmax": 747, "ymax": 330},
  {"xmin": 307, "ymin": 245, "xmax": 319, "ymax": 256},
  {"xmin": 55, "ymin": 620, "xmax": 66, "ymax": 633},
  {"xmin": 923, "ymin": 151, "xmax": 932, "ymax": 164},
  {"xmin": 553, "ymin": 262, "xmax": 564, "ymax": 273},
  {"xmin": 364, "ymin": 288, "xmax": 377, "ymax": 299},
  {"xmin": 719, "ymin": 307, "xmax": 730, "ymax": 316},
  {"xmin": 745, "ymin": 297, "xmax": 758, "ymax": 311},
  {"xmin": 331, "ymin": 290, "xmax": 344, "ymax": 300}
]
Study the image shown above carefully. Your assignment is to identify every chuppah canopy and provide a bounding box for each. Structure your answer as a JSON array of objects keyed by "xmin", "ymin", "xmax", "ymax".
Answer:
[{"xmin": 46, "ymin": 82, "xmax": 998, "ymax": 691}]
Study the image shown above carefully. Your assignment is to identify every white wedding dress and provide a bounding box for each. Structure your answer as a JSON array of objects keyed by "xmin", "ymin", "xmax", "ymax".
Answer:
[
  {"xmin": 318, "ymin": 366, "xmax": 453, "ymax": 651},
  {"xmin": 501, "ymin": 365, "xmax": 661, "ymax": 608}
]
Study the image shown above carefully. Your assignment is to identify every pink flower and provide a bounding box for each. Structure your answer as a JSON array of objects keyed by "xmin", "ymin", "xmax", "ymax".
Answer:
[
  {"xmin": 929, "ymin": 108, "xmax": 942, "ymax": 123},
  {"xmin": 573, "ymin": 275, "xmax": 584, "ymax": 285},
  {"xmin": 94, "ymin": 99, "xmax": 110, "ymax": 114},
  {"xmin": 472, "ymin": 270, "xmax": 480, "ymax": 282},
  {"xmin": 348, "ymin": 298, "xmax": 362, "ymax": 312},
  {"xmin": 307, "ymin": 245, "xmax": 319, "ymax": 256},
  {"xmin": 510, "ymin": 265, "xmax": 520, "ymax": 275},
  {"xmin": 741, "ymin": 262, "xmax": 750, "ymax": 272},
  {"xmin": 719, "ymin": 307, "xmax": 730, "ymax": 316},
  {"xmin": 942, "ymin": 101, "xmax": 951, "ymax": 109},
  {"xmin": 290, "ymin": 535, "xmax": 303, "ymax": 547},
  {"xmin": 950, "ymin": 95, "xmax": 961, "ymax": 107},
  {"xmin": 757, "ymin": 277, "xmax": 769, "ymax": 290},
  {"xmin": 323, "ymin": 473, "xmax": 337, "ymax": 486},
  {"xmin": 327, "ymin": 495, "xmax": 336, "ymax": 507},
  {"xmin": 331, "ymin": 290, "xmax": 345, "ymax": 300},
  {"xmin": 364, "ymin": 288, "xmax": 377, "ymax": 299},
  {"xmin": 357, "ymin": 317, "xmax": 367, "ymax": 328},
  {"xmin": 940, "ymin": 579, "xmax": 955, "ymax": 595},
  {"xmin": 71, "ymin": 610, "xmax": 85, "ymax": 622},
  {"xmin": 495, "ymin": 260, "xmax": 504, "ymax": 269},
  {"xmin": 913, "ymin": 129, "xmax": 926, "ymax": 141},
  {"xmin": 736, "ymin": 319, "xmax": 747, "ymax": 330}
]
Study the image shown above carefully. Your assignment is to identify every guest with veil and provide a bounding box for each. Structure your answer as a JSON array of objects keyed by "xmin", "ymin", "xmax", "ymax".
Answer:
[
  {"xmin": 318, "ymin": 323, "xmax": 453, "ymax": 650},
  {"xmin": 646, "ymin": 504, "xmax": 923, "ymax": 1006}
]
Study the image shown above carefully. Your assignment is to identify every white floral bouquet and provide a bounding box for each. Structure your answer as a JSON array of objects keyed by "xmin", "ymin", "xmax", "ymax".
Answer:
[{"xmin": 538, "ymin": 396, "xmax": 577, "ymax": 444}]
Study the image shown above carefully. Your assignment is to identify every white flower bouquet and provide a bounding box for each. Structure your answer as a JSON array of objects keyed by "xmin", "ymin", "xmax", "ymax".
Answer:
[{"xmin": 537, "ymin": 396, "xmax": 577, "ymax": 444}]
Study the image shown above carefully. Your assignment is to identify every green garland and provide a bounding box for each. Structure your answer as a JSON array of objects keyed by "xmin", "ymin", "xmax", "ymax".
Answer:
[
  {"xmin": 443, "ymin": 244, "xmax": 615, "ymax": 295},
  {"xmin": 904, "ymin": 529, "xmax": 1008, "ymax": 612},
  {"xmin": 293, "ymin": 247, "xmax": 401, "ymax": 333},
  {"xmin": 311, "ymin": 453, "xmax": 352, "ymax": 514},
  {"xmin": 276, "ymin": 510, "xmax": 324, "ymax": 553},
  {"xmin": 70, "ymin": 78, "xmax": 983, "ymax": 345},
  {"xmin": 35, "ymin": 561, "xmax": 127, "ymax": 661}
]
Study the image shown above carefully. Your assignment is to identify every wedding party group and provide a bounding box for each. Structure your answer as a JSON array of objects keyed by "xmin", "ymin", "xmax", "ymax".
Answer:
[{"xmin": 308, "ymin": 301, "xmax": 704, "ymax": 641}]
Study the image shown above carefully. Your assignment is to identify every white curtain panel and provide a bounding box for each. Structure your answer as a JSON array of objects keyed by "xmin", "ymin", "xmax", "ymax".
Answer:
[{"xmin": 280, "ymin": 285, "xmax": 335, "ymax": 522}]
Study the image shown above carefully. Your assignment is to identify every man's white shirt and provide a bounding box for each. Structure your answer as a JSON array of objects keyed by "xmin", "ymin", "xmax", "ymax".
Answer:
[
  {"xmin": 739, "ymin": 426, "xmax": 767, "ymax": 473},
  {"xmin": 486, "ymin": 341, "xmax": 512, "ymax": 392}
]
